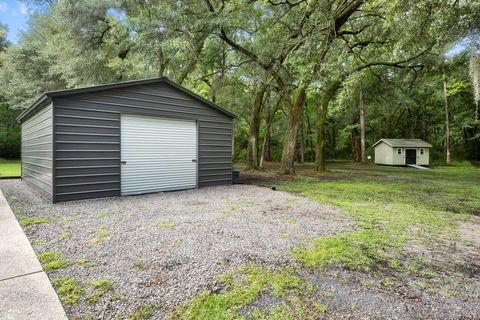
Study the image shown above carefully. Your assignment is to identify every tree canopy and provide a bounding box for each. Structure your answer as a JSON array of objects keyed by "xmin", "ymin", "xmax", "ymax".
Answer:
[{"xmin": 0, "ymin": 0, "xmax": 479, "ymax": 164}]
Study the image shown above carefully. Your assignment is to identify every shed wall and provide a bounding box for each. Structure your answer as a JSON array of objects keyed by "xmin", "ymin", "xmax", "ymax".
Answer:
[
  {"xmin": 374, "ymin": 142, "xmax": 392, "ymax": 164},
  {"xmin": 417, "ymin": 148, "xmax": 429, "ymax": 165},
  {"xmin": 392, "ymin": 147, "xmax": 405, "ymax": 165},
  {"xmin": 52, "ymin": 81, "xmax": 233, "ymax": 202},
  {"xmin": 21, "ymin": 103, "xmax": 53, "ymax": 199}
]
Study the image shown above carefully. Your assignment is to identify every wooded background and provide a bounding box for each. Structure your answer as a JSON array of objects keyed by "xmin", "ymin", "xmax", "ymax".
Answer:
[{"xmin": 0, "ymin": 0, "xmax": 479, "ymax": 172}]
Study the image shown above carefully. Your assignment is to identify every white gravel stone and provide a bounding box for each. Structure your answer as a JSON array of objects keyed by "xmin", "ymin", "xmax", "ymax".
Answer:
[{"xmin": 1, "ymin": 180, "xmax": 346, "ymax": 318}]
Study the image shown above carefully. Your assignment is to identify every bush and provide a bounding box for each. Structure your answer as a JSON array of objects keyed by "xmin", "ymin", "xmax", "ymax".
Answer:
[{"xmin": 0, "ymin": 103, "xmax": 20, "ymax": 159}]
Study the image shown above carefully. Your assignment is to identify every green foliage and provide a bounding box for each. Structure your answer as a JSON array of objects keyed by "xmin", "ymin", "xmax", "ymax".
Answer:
[
  {"xmin": 0, "ymin": 0, "xmax": 479, "ymax": 165},
  {"xmin": 0, "ymin": 104, "xmax": 20, "ymax": 159},
  {"xmin": 38, "ymin": 251, "xmax": 68, "ymax": 270},
  {"xmin": 127, "ymin": 304, "xmax": 160, "ymax": 320},
  {"xmin": 52, "ymin": 278, "xmax": 83, "ymax": 305},
  {"xmin": 168, "ymin": 265, "xmax": 312, "ymax": 320},
  {"xmin": 19, "ymin": 217, "xmax": 50, "ymax": 226},
  {"xmin": 97, "ymin": 231, "xmax": 110, "ymax": 237},
  {"xmin": 155, "ymin": 222, "xmax": 175, "ymax": 229},
  {"xmin": 87, "ymin": 278, "xmax": 113, "ymax": 304},
  {"xmin": 60, "ymin": 232, "xmax": 72, "ymax": 239},
  {"xmin": 294, "ymin": 230, "xmax": 396, "ymax": 272}
]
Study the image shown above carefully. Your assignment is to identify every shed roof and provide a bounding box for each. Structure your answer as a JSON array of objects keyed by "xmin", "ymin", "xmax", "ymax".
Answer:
[
  {"xmin": 17, "ymin": 77, "xmax": 236, "ymax": 122},
  {"xmin": 372, "ymin": 139, "xmax": 432, "ymax": 148}
]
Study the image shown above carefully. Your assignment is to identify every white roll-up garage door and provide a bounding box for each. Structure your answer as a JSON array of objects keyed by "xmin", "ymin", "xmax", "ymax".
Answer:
[{"xmin": 121, "ymin": 115, "xmax": 197, "ymax": 195}]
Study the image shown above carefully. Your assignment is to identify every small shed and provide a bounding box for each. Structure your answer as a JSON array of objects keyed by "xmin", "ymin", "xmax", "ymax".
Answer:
[
  {"xmin": 372, "ymin": 139, "xmax": 432, "ymax": 166},
  {"xmin": 17, "ymin": 77, "xmax": 235, "ymax": 202}
]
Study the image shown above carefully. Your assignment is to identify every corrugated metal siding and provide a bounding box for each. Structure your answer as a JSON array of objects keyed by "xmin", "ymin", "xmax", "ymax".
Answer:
[
  {"xmin": 53, "ymin": 81, "xmax": 232, "ymax": 201},
  {"xmin": 21, "ymin": 103, "xmax": 53, "ymax": 199},
  {"xmin": 121, "ymin": 115, "xmax": 197, "ymax": 195}
]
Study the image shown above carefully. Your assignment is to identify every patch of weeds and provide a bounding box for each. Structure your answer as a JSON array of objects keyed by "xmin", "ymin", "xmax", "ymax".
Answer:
[
  {"xmin": 168, "ymin": 265, "xmax": 310, "ymax": 319},
  {"xmin": 89, "ymin": 231, "xmax": 110, "ymax": 245},
  {"xmin": 380, "ymin": 277, "xmax": 397, "ymax": 290},
  {"xmin": 416, "ymin": 280, "xmax": 436, "ymax": 295},
  {"xmin": 175, "ymin": 239, "xmax": 184, "ymax": 246},
  {"xmin": 76, "ymin": 258, "xmax": 96, "ymax": 268},
  {"xmin": 443, "ymin": 286, "xmax": 460, "ymax": 298},
  {"xmin": 127, "ymin": 303, "xmax": 160, "ymax": 320},
  {"xmin": 293, "ymin": 230, "xmax": 397, "ymax": 272},
  {"xmin": 19, "ymin": 217, "xmax": 50, "ymax": 226},
  {"xmin": 155, "ymin": 222, "xmax": 175, "ymax": 229},
  {"xmin": 87, "ymin": 278, "xmax": 113, "ymax": 304},
  {"xmin": 97, "ymin": 230, "xmax": 110, "ymax": 237},
  {"xmin": 223, "ymin": 204, "xmax": 237, "ymax": 215},
  {"xmin": 133, "ymin": 261, "xmax": 150, "ymax": 270},
  {"xmin": 97, "ymin": 211, "xmax": 113, "ymax": 218},
  {"xmin": 406, "ymin": 257, "xmax": 438, "ymax": 279},
  {"xmin": 15, "ymin": 210, "xmax": 28, "ymax": 216},
  {"xmin": 60, "ymin": 232, "xmax": 71, "ymax": 239},
  {"xmin": 38, "ymin": 251, "xmax": 68, "ymax": 270},
  {"xmin": 31, "ymin": 238, "xmax": 47, "ymax": 246},
  {"xmin": 52, "ymin": 278, "xmax": 83, "ymax": 305},
  {"xmin": 89, "ymin": 238, "xmax": 102, "ymax": 245},
  {"xmin": 284, "ymin": 216, "xmax": 297, "ymax": 224},
  {"xmin": 251, "ymin": 297, "xmax": 327, "ymax": 320},
  {"xmin": 280, "ymin": 232, "xmax": 290, "ymax": 240},
  {"xmin": 113, "ymin": 294, "xmax": 128, "ymax": 301}
]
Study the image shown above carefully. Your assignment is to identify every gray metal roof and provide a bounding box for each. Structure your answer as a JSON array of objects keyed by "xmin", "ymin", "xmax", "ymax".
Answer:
[
  {"xmin": 372, "ymin": 139, "xmax": 433, "ymax": 148},
  {"xmin": 17, "ymin": 77, "xmax": 236, "ymax": 122}
]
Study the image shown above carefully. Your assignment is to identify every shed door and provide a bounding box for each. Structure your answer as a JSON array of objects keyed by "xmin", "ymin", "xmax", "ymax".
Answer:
[
  {"xmin": 121, "ymin": 115, "xmax": 197, "ymax": 195},
  {"xmin": 405, "ymin": 149, "xmax": 417, "ymax": 165}
]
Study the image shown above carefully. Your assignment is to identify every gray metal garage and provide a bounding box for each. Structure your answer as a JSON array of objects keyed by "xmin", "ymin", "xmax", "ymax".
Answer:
[{"xmin": 17, "ymin": 77, "xmax": 235, "ymax": 202}]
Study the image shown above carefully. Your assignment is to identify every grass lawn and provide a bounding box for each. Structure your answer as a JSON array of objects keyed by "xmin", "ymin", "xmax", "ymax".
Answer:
[
  {"xmin": 171, "ymin": 161, "xmax": 480, "ymax": 319},
  {"xmin": 0, "ymin": 158, "xmax": 20, "ymax": 177},
  {"xmin": 278, "ymin": 161, "xmax": 480, "ymax": 270}
]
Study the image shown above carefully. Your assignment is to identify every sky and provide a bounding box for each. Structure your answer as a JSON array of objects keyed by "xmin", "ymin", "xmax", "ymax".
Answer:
[{"xmin": 0, "ymin": 0, "xmax": 33, "ymax": 43}]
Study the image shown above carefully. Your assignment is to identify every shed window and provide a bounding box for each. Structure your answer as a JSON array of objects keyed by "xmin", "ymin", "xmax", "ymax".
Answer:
[
  {"xmin": 420, "ymin": 148, "xmax": 424, "ymax": 155},
  {"xmin": 397, "ymin": 148, "xmax": 402, "ymax": 155}
]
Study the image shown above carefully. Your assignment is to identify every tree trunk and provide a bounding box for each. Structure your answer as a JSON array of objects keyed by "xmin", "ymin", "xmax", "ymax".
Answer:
[
  {"xmin": 281, "ymin": 87, "xmax": 306, "ymax": 174},
  {"xmin": 176, "ymin": 34, "xmax": 207, "ymax": 85},
  {"xmin": 305, "ymin": 103, "xmax": 314, "ymax": 162},
  {"xmin": 315, "ymin": 102, "xmax": 328, "ymax": 171},
  {"xmin": 260, "ymin": 96, "xmax": 281, "ymax": 170},
  {"xmin": 443, "ymin": 74, "xmax": 451, "ymax": 165},
  {"xmin": 352, "ymin": 127, "xmax": 361, "ymax": 162},
  {"xmin": 315, "ymin": 81, "xmax": 341, "ymax": 171},
  {"xmin": 246, "ymin": 85, "xmax": 267, "ymax": 169},
  {"xmin": 359, "ymin": 90, "xmax": 366, "ymax": 162},
  {"xmin": 298, "ymin": 113, "xmax": 305, "ymax": 164},
  {"xmin": 331, "ymin": 123, "xmax": 336, "ymax": 159}
]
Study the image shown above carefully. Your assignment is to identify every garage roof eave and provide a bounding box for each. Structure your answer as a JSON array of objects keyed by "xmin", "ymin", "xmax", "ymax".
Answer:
[
  {"xmin": 17, "ymin": 77, "xmax": 236, "ymax": 122},
  {"xmin": 16, "ymin": 94, "xmax": 51, "ymax": 122}
]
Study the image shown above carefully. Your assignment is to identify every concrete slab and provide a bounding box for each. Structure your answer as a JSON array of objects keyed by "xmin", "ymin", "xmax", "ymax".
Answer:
[
  {"xmin": 0, "ymin": 190, "xmax": 67, "ymax": 319},
  {"xmin": 0, "ymin": 271, "xmax": 67, "ymax": 320},
  {"xmin": 0, "ymin": 213, "xmax": 43, "ymax": 281}
]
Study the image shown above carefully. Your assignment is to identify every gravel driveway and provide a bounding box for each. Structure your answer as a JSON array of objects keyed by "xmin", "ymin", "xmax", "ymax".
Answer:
[{"xmin": 1, "ymin": 180, "xmax": 345, "ymax": 319}]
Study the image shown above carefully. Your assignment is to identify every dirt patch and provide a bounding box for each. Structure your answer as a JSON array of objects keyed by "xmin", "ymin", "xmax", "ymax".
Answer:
[{"xmin": 460, "ymin": 221, "xmax": 480, "ymax": 245}]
